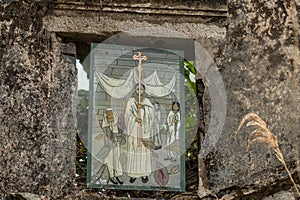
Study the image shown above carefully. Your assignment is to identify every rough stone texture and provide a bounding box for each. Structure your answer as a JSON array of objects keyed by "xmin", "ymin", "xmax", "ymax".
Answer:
[
  {"xmin": 4, "ymin": 0, "xmax": 299, "ymax": 199},
  {"xmin": 54, "ymin": 0, "xmax": 227, "ymax": 18},
  {"xmin": 0, "ymin": 0, "xmax": 226, "ymax": 198},
  {"xmin": 44, "ymin": 15, "xmax": 225, "ymax": 42},
  {"xmin": 262, "ymin": 191, "xmax": 296, "ymax": 200},
  {"xmin": 43, "ymin": 0, "xmax": 227, "ymax": 43},
  {"xmin": 0, "ymin": 1, "xmax": 77, "ymax": 198},
  {"xmin": 262, "ymin": 190, "xmax": 296, "ymax": 200},
  {"xmin": 199, "ymin": 0, "xmax": 300, "ymax": 198}
]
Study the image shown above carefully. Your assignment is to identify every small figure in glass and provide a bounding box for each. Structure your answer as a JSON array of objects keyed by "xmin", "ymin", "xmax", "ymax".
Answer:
[
  {"xmin": 153, "ymin": 102, "xmax": 162, "ymax": 150},
  {"xmin": 165, "ymin": 101, "xmax": 180, "ymax": 162},
  {"xmin": 99, "ymin": 108, "xmax": 124, "ymax": 184}
]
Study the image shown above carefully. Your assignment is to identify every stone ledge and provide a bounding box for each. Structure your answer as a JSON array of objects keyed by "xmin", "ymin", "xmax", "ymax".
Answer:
[{"xmin": 54, "ymin": 1, "xmax": 227, "ymax": 18}]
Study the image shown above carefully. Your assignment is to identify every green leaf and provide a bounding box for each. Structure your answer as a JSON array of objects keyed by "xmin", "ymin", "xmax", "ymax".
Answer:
[{"xmin": 184, "ymin": 60, "xmax": 196, "ymax": 75}]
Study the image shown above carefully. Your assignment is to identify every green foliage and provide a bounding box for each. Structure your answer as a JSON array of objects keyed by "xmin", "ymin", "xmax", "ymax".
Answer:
[
  {"xmin": 184, "ymin": 60, "xmax": 198, "ymax": 141},
  {"xmin": 185, "ymin": 60, "xmax": 196, "ymax": 75},
  {"xmin": 183, "ymin": 60, "xmax": 199, "ymax": 189},
  {"xmin": 184, "ymin": 60, "xmax": 196, "ymax": 94},
  {"xmin": 76, "ymin": 89, "xmax": 89, "ymax": 178},
  {"xmin": 76, "ymin": 134, "xmax": 87, "ymax": 177}
]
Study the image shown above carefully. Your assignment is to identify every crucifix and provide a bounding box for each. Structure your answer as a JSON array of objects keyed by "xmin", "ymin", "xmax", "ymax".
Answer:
[{"xmin": 132, "ymin": 51, "xmax": 148, "ymax": 147}]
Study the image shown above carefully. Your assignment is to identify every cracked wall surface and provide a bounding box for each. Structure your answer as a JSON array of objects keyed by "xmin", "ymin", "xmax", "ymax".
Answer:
[
  {"xmin": 199, "ymin": 0, "xmax": 300, "ymax": 198},
  {"xmin": 2, "ymin": 0, "xmax": 299, "ymax": 199},
  {"xmin": 0, "ymin": 1, "xmax": 77, "ymax": 198}
]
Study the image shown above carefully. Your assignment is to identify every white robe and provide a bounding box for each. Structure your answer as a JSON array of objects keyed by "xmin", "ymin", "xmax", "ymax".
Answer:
[
  {"xmin": 167, "ymin": 111, "xmax": 180, "ymax": 145},
  {"xmin": 166, "ymin": 110, "xmax": 180, "ymax": 160},
  {"xmin": 101, "ymin": 112, "xmax": 123, "ymax": 177},
  {"xmin": 153, "ymin": 108, "xmax": 162, "ymax": 146},
  {"xmin": 125, "ymin": 97, "xmax": 153, "ymax": 178}
]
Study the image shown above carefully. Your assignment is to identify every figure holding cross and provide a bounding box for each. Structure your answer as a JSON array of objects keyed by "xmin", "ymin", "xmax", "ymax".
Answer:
[{"xmin": 125, "ymin": 52, "xmax": 154, "ymax": 184}]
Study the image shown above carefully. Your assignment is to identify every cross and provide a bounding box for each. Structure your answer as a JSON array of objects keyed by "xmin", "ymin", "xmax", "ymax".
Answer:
[
  {"xmin": 133, "ymin": 51, "xmax": 148, "ymax": 73},
  {"xmin": 132, "ymin": 52, "xmax": 147, "ymax": 147}
]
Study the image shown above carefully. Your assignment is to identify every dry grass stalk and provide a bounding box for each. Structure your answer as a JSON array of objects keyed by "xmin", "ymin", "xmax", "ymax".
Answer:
[{"xmin": 235, "ymin": 112, "xmax": 300, "ymax": 197}]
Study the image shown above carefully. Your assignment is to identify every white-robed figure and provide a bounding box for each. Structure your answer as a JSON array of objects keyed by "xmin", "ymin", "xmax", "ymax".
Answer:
[
  {"xmin": 125, "ymin": 83, "xmax": 154, "ymax": 183},
  {"xmin": 100, "ymin": 108, "xmax": 124, "ymax": 184},
  {"xmin": 165, "ymin": 101, "xmax": 180, "ymax": 162},
  {"xmin": 153, "ymin": 102, "xmax": 162, "ymax": 150}
]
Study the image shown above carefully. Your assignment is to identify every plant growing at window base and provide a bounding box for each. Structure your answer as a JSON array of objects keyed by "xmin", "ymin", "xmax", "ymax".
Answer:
[{"xmin": 235, "ymin": 112, "xmax": 300, "ymax": 197}]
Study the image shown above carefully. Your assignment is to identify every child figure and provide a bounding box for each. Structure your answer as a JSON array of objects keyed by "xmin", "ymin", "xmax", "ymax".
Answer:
[
  {"xmin": 153, "ymin": 102, "xmax": 162, "ymax": 150},
  {"xmin": 165, "ymin": 101, "xmax": 180, "ymax": 162}
]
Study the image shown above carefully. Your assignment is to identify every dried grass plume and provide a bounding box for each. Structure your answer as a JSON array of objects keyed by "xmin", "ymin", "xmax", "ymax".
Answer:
[{"xmin": 235, "ymin": 112, "xmax": 300, "ymax": 197}]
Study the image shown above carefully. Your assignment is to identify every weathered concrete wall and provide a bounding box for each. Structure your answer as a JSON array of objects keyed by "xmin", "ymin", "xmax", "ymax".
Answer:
[
  {"xmin": 44, "ymin": 15, "xmax": 225, "ymax": 43},
  {"xmin": 5, "ymin": 0, "xmax": 298, "ymax": 199},
  {"xmin": 44, "ymin": 0, "xmax": 226, "ymax": 40},
  {"xmin": 199, "ymin": 0, "xmax": 300, "ymax": 198},
  {"xmin": 54, "ymin": 0, "xmax": 227, "ymax": 19},
  {"xmin": 0, "ymin": 1, "xmax": 77, "ymax": 198}
]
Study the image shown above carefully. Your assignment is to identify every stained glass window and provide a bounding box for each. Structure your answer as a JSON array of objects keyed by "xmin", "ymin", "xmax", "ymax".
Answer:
[{"xmin": 87, "ymin": 44, "xmax": 186, "ymax": 191}]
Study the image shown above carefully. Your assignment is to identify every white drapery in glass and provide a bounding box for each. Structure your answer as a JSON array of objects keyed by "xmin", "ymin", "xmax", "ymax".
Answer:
[{"xmin": 96, "ymin": 69, "xmax": 176, "ymax": 99}]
